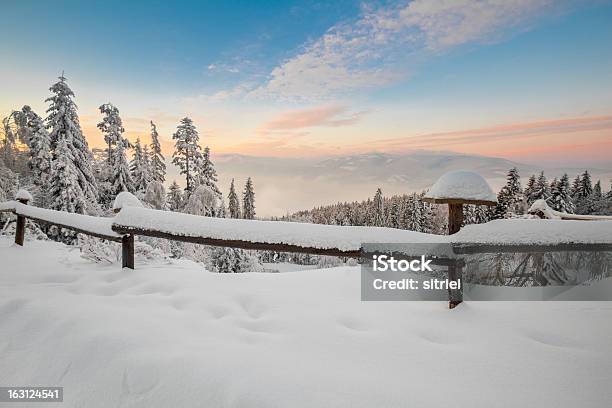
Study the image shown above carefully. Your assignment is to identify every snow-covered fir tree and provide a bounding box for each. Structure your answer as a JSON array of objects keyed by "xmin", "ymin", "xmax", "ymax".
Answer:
[
  {"xmin": 570, "ymin": 175, "xmax": 581, "ymax": 198},
  {"xmin": 184, "ymin": 184, "xmax": 219, "ymax": 217},
  {"xmin": 172, "ymin": 117, "xmax": 201, "ymax": 192},
  {"xmin": 242, "ymin": 177, "xmax": 255, "ymax": 219},
  {"xmin": 21, "ymin": 106, "xmax": 52, "ymax": 205},
  {"xmin": 524, "ymin": 174, "xmax": 537, "ymax": 205},
  {"xmin": 533, "ymin": 171, "xmax": 550, "ymax": 202},
  {"xmin": 110, "ymin": 139, "xmax": 134, "ymax": 195},
  {"xmin": 149, "ymin": 121, "xmax": 166, "ymax": 183},
  {"xmin": 45, "ymin": 74, "xmax": 98, "ymax": 209},
  {"xmin": 48, "ymin": 136, "xmax": 86, "ymax": 242},
  {"xmin": 463, "ymin": 204, "xmax": 490, "ymax": 226},
  {"xmin": 228, "ymin": 178, "xmax": 241, "ymax": 218},
  {"xmin": 387, "ymin": 196, "xmax": 401, "ymax": 228},
  {"xmin": 97, "ymin": 103, "xmax": 124, "ymax": 164},
  {"xmin": 494, "ymin": 167, "xmax": 523, "ymax": 218},
  {"xmin": 166, "ymin": 180, "xmax": 183, "ymax": 211},
  {"xmin": 143, "ymin": 181, "xmax": 166, "ymax": 210},
  {"xmin": 130, "ymin": 137, "xmax": 150, "ymax": 194},
  {"xmin": 549, "ymin": 173, "xmax": 574, "ymax": 213},
  {"xmin": 373, "ymin": 188, "xmax": 384, "ymax": 227},
  {"xmin": 196, "ymin": 146, "xmax": 221, "ymax": 198},
  {"xmin": 574, "ymin": 170, "xmax": 594, "ymax": 214}
]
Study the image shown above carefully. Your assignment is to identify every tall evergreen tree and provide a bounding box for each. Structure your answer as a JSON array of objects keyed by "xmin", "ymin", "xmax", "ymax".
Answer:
[
  {"xmin": 228, "ymin": 178, "xmax": 241, "ymax": 219},
  {"xmin": 524, "ymin": 174, "xmax": 537, "ymax": 205},
  {"xmin": 533, "ymin": 171, "xmax": 550, "ymax": 202},
  {"xmin": 130, "ymin": 137, "xmax": 149, "ymax": 194},
  {"xmin": 48, "ymin": 136, "xmax": 86, "ymax": 216},
  {"xmin": 196, "ymin": 146, "xmax": 221, "ymax": 197},
  {"xmin": 549, "ymin": 173, "xmax": 574, "ymax": 213},
  {"xmin": 149, "ymin": 121, "xmax": 166, "ymax": 183},
  {"xmin": 97, "ymin": 103, "xmax": 124, "ymax": 164},
  {"xmin": 172, "ymin": 117, "xmax": 201, "ymax": 192},
  {"xmin": 110, "ymin": 139, "xmax": 134, "ymax": 195},
  {"xmin": 21, "ymin": 106, "xmax": 52, "ymax": 189},
  {"xmin": 373, "ymin": 188, "xmax": 384, "ymax": 227},
  {"xmin": 570, "ymin": 175, "xmax": 581, "ymax": 198},
  {"xmin": 167, "ymin": 180, "xmax": 183, "ymax": 211},
  {"xmin": 494, "ymin": 167, "xmax": 523, "ymax": 218},
  {"xmin": 242, "ymin": 177, "xmax": 255, "ymax": 219},
  {"xmin": 45, "ymin": 74, "xmax": 98, "ymax": 211}
]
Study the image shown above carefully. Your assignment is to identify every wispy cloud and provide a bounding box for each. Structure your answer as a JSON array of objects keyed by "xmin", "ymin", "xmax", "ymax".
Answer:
[
  {"xmin": 260, "ymin": 105, "xmax": 368, "ymax": 131},
  {"xmin": 248, "ymin": 0, "xmax": 558, "ymax": 100},
  {"xmin": 357, "ymin": 115, "xmax": 612, "ymax": 151}
]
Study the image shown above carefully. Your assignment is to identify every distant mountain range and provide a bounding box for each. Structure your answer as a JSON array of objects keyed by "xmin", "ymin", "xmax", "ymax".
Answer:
[{"xmin": 203, "ymin": 151, "xmax": 612, "ymax": 216}]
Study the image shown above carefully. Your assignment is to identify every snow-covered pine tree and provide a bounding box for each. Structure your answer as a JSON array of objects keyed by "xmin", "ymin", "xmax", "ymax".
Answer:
[
  {"xmin": 196, "ymin": 146, "xmax": 221, "ymax": 198},
  {"xmin": 533, "ymin": 171, "xmax": 550, "ymax": 202},
  {"xmin": 575, "ymin": 170, "xmax": 594, "ymax": 214},
  {"xmin": 21, "ymin": 106, "xmax": 52, "ymax": 205},
  {"xmin": 142, "ymin": 145, "xmax": 152, "ymax": 185},
  {"xmin": 228, "ymin": 178, "xmax": 241, "ymax": 218},
  {"xmin": 494, "ymin": 167, "xmax": 523, "ymax": 218},
  {"xmin": 143, "ymin": 181, "xmax": 166, "ymax": 210},
  {"xmin": 388, "ymin": 196, "xmax": 400, "ymax": 228},
  {"xmin": 549, "ymin": 173, "xmax": 574, "ymax": 213},
  {"xmin": 149, "ymin": 121, "xmax": 166, "ymax": 183},
  {"xmin": 130, "ymin": 137, "xmax": 148, "ymax": 194},
  {"xmin": 45, "ymin": 74, "xmax": 98, "ymax": 209},
  {"xmin": 184, "ymin": 184, "xmax": 219, "ymax": 217},
  {"xmin": 406, "ymin": 193, "xmax": 423, "ymax": 231},
  {"xmin": 48, "ymin": 136, "xmax": 86, "ymax": 241},
  {"xmin": 97, "ymin": 103, "xmax": 124, "ymax": 164},
  {"xmin": 242, "ymin": 177, "xmax": 255, "ymax": 219},
  {"xmin": 570, "ymin": 175, "xmax": 581, "ymax": 198},
  {"xmin": 373, "ymin": 188, "xmax": 384, "ymax": 227},
  {"xmin": 167, "ymin": 180, "xmax": 183, "ymax": 211},
  {"xmin": 172, "ymin": 117, "xmax": 201, "ymax": 192},
  {"xmin": 110, "ymin": 138, "xmax": 134, "ymax": 195},
  {"xmin": 524, "ymin": 174, "xmax": 537, "ymax": 205}
]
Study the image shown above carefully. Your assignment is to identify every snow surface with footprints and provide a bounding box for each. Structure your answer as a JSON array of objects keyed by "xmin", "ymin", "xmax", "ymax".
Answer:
[{"xmin": 1, "ymin": 237, "xmax": 612, "ymax": 407}]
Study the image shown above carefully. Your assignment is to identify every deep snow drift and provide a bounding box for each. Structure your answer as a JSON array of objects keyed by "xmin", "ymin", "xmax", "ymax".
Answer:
[{"xmin": 1, "ymin": 237, "xmax": 612, "ymax": 407}]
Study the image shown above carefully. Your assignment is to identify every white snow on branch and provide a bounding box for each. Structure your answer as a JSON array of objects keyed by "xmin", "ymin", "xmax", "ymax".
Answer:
[{"xmin": 0, "ymin": 201, "xmax": 16, "ymax": 212}]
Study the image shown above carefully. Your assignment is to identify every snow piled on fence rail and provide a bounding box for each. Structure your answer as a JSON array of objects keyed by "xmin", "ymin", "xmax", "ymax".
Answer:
[
  {"xmin": 0, "ymin": 200, "xmax": 16, "ymax": 212},
  {"xmin": 1, "ymin": 237, "xmax": 612, "ymax": 408},
  {"xmin": 453, "ymin": 219, "xmax": 612, "ymax": 245},
  {"xmin": 114, "ymin": 207, "xmax": 445, "ymax": 251},
  {"xmin": 14, "ymin": 202, "xmax": 120, "ymax": 239}
]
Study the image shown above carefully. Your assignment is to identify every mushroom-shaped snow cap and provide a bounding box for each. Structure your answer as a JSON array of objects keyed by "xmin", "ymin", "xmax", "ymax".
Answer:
[
  {"xmin": 15, "ymin": 189, "xmax": 33, "ymax": 202},
  {"xmin": 113, "ymin": 191, "xmax": 144, "ymax": 213},
  {"xmin": 424, "ymin": 170, "xmax": 496, "ymax": 205}
]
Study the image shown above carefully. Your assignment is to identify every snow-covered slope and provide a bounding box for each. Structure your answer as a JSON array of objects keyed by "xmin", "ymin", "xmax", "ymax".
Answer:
[{"xmin": 1, "ymin": 237, "xmax": 611, "ymax": 407}]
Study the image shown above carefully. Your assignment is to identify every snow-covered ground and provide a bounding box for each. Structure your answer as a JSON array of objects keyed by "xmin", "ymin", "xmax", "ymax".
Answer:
[{"xmin": 1, "ymin": 236, "xmax": 612, "ymax": 407}]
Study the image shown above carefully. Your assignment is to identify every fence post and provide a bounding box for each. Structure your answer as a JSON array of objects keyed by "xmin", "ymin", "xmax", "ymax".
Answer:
[
  {"xmin": 448, "ymin": 259, "xmax": 463, "ymax": 309},
  {"xmin": 122, "ymin": 234, "xmax": 134, "ymax": 269},
  {"xmin": 15, "ymin": 197, "xmax": 30, "ymax": 246}
]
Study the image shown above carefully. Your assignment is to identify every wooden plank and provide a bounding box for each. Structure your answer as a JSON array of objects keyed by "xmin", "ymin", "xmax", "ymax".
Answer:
[
  {"xmin": 19, "ymin": 214, "xmax": 123, "ymax": 242},
  {"xmin": 453, "ymin": 242, "xmax": 612, "ymax": 254},
  {"xmin": 112, "ymin": 225, "xmax": 362, "ymax": 258},
  {"xmin": 423, "ymin": 197, "xmax": 496, "ymax": 206}
]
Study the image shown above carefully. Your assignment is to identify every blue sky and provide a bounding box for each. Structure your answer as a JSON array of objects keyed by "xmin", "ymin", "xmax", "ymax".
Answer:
[{"xmin": 1, "ymin": 0, "xmax": 612, "ymax": 168}]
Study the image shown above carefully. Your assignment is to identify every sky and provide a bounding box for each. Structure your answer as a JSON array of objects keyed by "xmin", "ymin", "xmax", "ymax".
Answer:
[{"xmin": 1, "ymin": 0, "xmax": 612, "ymax": 214}]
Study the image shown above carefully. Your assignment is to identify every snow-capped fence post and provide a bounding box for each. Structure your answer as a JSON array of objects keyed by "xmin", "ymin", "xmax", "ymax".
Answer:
[
  {"xmin": 424, "ymin": 171, "xmax": 497, "ymax": 308},
  {"xmin": 14, "ymin": 190, "xmax": 33, "ymax": 246},
  {"xmin": 112, "ymin": 192, "xmax": 143, "ymax": 270}
]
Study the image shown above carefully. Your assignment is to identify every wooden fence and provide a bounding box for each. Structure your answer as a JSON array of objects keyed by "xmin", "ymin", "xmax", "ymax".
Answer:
[{"xmin": 2, "ymin": 195, "xmax": 611, "ymax": 308}]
